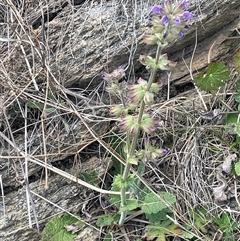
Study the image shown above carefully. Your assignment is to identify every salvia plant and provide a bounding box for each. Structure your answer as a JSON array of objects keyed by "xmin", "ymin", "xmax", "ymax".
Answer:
[{"xmin": 102, "ymin": 0, "xmax": 193, "ymax": 226}]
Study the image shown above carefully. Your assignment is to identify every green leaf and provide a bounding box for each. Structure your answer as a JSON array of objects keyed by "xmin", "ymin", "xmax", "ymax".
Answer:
[
  {"xmin": 236, "ymin": 135, "xmax": 240, "ymax": 144},
  {"xmin": 119, "ymin": 199, "xmax": 139, "ymax": 212},
  {"xmin": 235, "ymin": 123, "xmax": 240, "ymax": 136},
  {"xmin": 234, "ymin": 160, "xmax": 240, "ymax": 176},
  {"xmin": 189, "ymin": 208, "xmax": 211, "ymax": 234},
  {"xmin": 96, "ymin": 216, "xmax": 114, "ymax": 227},
  {"xmin": 112, "ymin": 174, "xmax": 136, "ymax": 189},
  {"xmin": 46, "ymin": 107, "xmax": 56, "ymax": 114},
  {"xmin": 144, "ymin": 220, "xmax": 182, "ymax": 241},
  {"xmin": 141, "ymin": 192, "xmax": 176, "ymax": 215},
  {"xmin": 42, "ymin": 214, "xmax": 84, "ymax": 241},
  {"xmin": 145, "ymin": 56, "xmax": 158, "ymax": 70},
  {"xmin": 145, "ymin": 208, "xmax": 172, "ymax": 223},
  {"xmin": 78, "ymin": 170, "xmax": 98, "ymax": 186},
  {"xmin": 28, "ymin": 102, "xmax": 44, "ymax": 110},
  {"xmin": 193, "ymin": 62, "xmax": 230, "ymax": 93},
  {"xmin": 235, "ymin": 94, "xmax": 240, "ymax": 103},
  {"xmin": 103, "ymin": 233, "xmax": 112, "ymax": 240},
  {"xmin": 179, "ymin": 231, "xmax": 195, "ymax": 239},
  {"xmin": 110, "ymin": 174, "xmax": 136, "ymax": 206},
  {"xmin": 109, "ymin": 195, "xmax": 120, "ymax": 207},
  {"xmin": 224, "ymin": 113, "xmax": 238, "ymax": 125},
  {"xmin": 112, "ymin": 174, "xmax": 124, "ymax": 189},
  {"xmin": 96, "ymin": 214, "xmax": 119, "ymax": 227},
  {"xmin": 213, "ymin": 213, "xmax": 238, "ymax": 238},
  {"xmin": 214, "ymin": 213, "xmax": 230, "ymax": 228},
  {"xmin": 234, "ymin": 50, "xmax": 240, "ymax": 73},
  {"xmin": 128, "ymin": 156, "xmax": 138, "ymax": 165},
  {"xmin": 224, "ymin": 114, "xmax": 238, "ymax": 134}
]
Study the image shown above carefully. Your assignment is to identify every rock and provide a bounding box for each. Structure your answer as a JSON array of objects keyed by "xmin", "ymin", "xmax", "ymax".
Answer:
[{"xmin": 0, "ymin": 156, "xmax": 111, "ymax": 240}]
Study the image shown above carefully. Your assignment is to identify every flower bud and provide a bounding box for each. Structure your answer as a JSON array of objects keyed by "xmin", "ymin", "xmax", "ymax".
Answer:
[
  {"xmin": 156, "ymin": 53, "xmax": 177, "ymax": 70},
  {"xmin": 178, "ymin": 31, "xmax": 184, "ymax": 38},
  {"xmin": 144, "ymin": 91, "xmax": 154, "ymax": 105},
  {"xmin": 113, "ymin": 66, "xmax": 125, "ymax": 77},
  {"xmin": 127, "ymin": 82, "xmax": 145, "ymax": 103},
  {"xmin": 143, "ymin": 34, "xmax": 158, "ymax": 45},
  {"xmin": 106, "ymin": 83, "xmax": 122, "ymax": 94},
  {"xmin": 101, "ymin": 72, "xmax": 112, "ymax": 81},
  {"xmin": 160, "ymin": 15, "xmax": 169, "ymax": 25},
  {"xmin": 152, "ymin": 5, "xmax": 163, "ymax": 15},
  {"xmin": 139, "ymin": 55, "xmax": 157, "ymax": 70},
  {"xmin": 162, "ymin": 149, "xmax": 168, "ymax": 155},
  {"xmin": 102, "ymin": 66, "xmax": 125, "ymax": 83},
  {"xmin": 110, "ymin": 105, "xmax": 125, "ymax": 117},
  {"xmin": 180, "ymin": 0, "xmax": 188, "ymax": 8},
  {"xmin": 163, "ymin": 0, "xmax": 173, "ymax": 14},
  {"xmin": 141, "ymin": 113, "xmax": 156, "ymax": 134},
  {"xmin": 173, "ymin": 16, "xmax": 181, "ymax": 25},
  {"xmin": 150, "ymin": 82, "xmax": 162, "ymax": 93},
  {"xmin": 118, "ymin": 115, "xmax": 139, "ymax": 134},
  {"xmin": 152, "ymin": 25, "xmax": 165, "ymax": 34}
]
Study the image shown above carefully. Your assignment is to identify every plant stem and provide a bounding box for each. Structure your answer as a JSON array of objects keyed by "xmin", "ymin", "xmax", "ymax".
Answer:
[{"xmin": 118, "ymin": 44, "xmax": 162, "ymax": 226}]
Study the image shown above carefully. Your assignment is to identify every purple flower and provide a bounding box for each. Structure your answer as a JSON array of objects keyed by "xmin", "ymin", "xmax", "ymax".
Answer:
[
  {"xmin": 101, "ymin": 72, "xmax": 106, "ymax": 79},
  {"xmin": 162, "ymin": 149, "xmax": 168, "ymax": 155},
  {"xmin": 173, "ymin": 16, "xmax": 181, "ymax": 25},
  {"xmin": 160, "ymin": 15, "xmax": 169, "ymax": 25},
  {"xmin": 178, "ymin": 31, "xmax": 184, "ymax": 37},
  {"xmin": 152, "ymin": 5, "xmax": 162, "ymax": 15},
  {"xmin": 180, "ymin": 0, "xmax": 188, "ymax": 8},
  {"xmin": 182, "ymin": 11, "xmax": 193, "ymax": 20}
]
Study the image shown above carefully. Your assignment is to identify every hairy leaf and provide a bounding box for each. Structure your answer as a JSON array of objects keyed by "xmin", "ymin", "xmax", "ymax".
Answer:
[
  {"xmin": 235, "ymin": 94, "xmax": 240, "ymax": 103},
  {"xmin": 141, "ymin": 192, "xmax": 176, "ymax": 215},
  {"xmin": 193, "ymin": 62, "xmax": 230, "ymax": 93},
  {"xmin": 145, "ymin": 208, "xmax": 172, "ymax": 223},
  {"xmin": 96, "ymin": 214, "xmax": 119, "ymax": 227},
  {"xmin": 234, "ymin": 160, "xmax": 240, "ymax": 176},
  {"xmin": 103, "ymin": 233, "xmax": 113, "ymax": 240},
  {"xmin": 119, "ymin": 199, "xmax": 139, "ymax": 212},
  {"xmin": 42, "ymin": 214, "xmax": 83, "ymax": 241},
  {"xmin": 224, "ymin": 114, "xmax": 239, "ymax": 135}
]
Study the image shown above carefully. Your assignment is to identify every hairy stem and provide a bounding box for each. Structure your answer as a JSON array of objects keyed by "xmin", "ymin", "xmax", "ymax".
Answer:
[{"xmin": 118, "ymin": 44, "xmax": 162, "ymax": 226}]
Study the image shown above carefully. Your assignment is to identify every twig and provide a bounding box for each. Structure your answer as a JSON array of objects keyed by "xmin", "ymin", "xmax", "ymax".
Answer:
[
  {"xmin": 0, "ymin": 131, "xmax": 125, "ymax": 195},
  {"xmin": 186, "ymin": 28, "xmax": 208, "ymax": 111},
  {"xmin": 0, "ymin": 175, "xmax": 5, "ymax": 215}
]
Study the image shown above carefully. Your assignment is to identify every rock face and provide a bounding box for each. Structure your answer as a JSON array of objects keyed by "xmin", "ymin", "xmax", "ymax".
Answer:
[
  {"xmin": 0, "ymin": 0, "xmax": 240, "ymax": 240},
  {"xmin": 0, "ymin": 156, "xmax": 112, "ymax": 241},
  {"xmin": 0, "ymin": 0, "xmax": 239, "ymax": 90}
]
